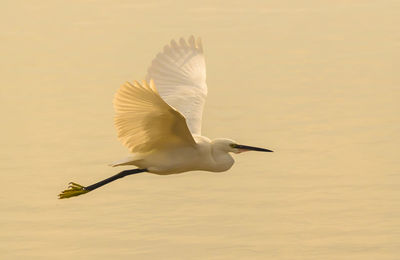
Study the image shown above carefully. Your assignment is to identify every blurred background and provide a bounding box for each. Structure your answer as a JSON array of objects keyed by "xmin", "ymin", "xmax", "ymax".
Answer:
[{"xmin": 1, "ymin": 0, "xmax": 399, "ymax": 259}]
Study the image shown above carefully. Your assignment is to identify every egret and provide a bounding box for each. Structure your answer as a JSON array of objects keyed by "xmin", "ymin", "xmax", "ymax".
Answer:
[{"xmin": 59, "ymin": 36, "xmax": 273, "ymax": 199}]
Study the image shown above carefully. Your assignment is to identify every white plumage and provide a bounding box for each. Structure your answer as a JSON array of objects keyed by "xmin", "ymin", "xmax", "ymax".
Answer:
[
  {"xmin": 146, "ymin": 35, "xmax": 207, "ymax": 135},
  {"xmin": 114, "ymin": 80, "xmax": 196, "ymax": 154},
  {"xmin": 110, "ymin": 36, "xmax": 272, "ymax": 174}
]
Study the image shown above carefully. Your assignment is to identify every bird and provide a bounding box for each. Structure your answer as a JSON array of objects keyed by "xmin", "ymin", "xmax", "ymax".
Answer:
[{"xmin": 59, "ymin": 35, "xmax": 273, "ymax": 199}]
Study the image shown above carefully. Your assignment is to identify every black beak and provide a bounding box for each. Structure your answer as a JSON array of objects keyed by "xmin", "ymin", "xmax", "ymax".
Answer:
[{"xmin": 234, "ymin": 144, "xmax": 273, "ymax": 152}]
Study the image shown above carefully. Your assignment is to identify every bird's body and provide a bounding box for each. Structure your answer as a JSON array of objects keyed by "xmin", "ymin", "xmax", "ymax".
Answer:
[
  {"xmin": 111, "ymin": 136, "xmax": 234, "ymax": 174},
  {"xmin": 59, "ymin": 36, "xmax": 272, "ymax": 199}
]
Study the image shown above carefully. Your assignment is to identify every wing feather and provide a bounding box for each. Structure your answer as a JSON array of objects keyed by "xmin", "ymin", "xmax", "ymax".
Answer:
[
  {"xmin": 114, "ymin": 80, "xmax": 196, "ymax": 153},
  {"xmin": 146, "ymin": 35, "xmax": 207, "ymax": 135}
]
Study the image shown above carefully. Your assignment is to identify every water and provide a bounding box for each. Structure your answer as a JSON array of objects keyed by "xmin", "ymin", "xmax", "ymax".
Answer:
[{"xmin": 1, "ymin": 1, "xmax": 399, "ymax": 259}]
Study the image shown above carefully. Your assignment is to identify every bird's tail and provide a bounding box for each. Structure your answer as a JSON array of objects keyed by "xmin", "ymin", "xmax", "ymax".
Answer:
[{"xmin": 109, "ymin": 156, "xmax": 138, "ymax": 167}]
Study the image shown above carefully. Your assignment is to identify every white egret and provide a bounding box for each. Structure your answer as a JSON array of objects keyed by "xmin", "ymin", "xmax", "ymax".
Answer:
[{"xmin": 59, "ymin": 36, "xmax": 273, "ymax": 199}]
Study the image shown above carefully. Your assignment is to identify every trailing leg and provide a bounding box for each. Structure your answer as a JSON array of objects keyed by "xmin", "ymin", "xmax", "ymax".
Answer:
[{"xmin": 58, "ymin": 168, "xmax": 147, "ymax": 199}]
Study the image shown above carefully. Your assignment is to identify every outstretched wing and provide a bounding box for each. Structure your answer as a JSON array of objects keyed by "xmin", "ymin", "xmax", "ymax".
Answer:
[
  {"xmin": 146, "ymin": 35, "xmax": 207, "ymax": 135},
  {"xmin": 114, "ymin": 80, "xmax": 196, "ymax": 153}
]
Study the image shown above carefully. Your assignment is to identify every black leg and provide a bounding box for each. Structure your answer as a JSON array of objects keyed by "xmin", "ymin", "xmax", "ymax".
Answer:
[
  {"xmin": 58, "ymin": 168, "xmax": 147, "ymax": 199},
  {"xmin": 85, "ymin": 168, "xmax": 147, "ymax": 191}
]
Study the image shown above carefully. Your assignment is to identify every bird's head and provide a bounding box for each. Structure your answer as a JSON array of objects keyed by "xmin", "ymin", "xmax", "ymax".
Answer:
[{"xmin": 212, "ymin": 138, "xmax": 273, "ymax": 154}]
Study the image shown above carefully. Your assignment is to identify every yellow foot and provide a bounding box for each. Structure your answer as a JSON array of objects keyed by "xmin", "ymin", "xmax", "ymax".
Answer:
[{"xmin": 58, "ymin": 182, "xmax": 90, "ymax": 199}]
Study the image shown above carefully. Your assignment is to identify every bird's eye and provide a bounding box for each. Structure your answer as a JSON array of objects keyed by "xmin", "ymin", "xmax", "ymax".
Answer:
[{"xmin": 229, "ymin": 143, "xmax": 236, "ymax": 148}]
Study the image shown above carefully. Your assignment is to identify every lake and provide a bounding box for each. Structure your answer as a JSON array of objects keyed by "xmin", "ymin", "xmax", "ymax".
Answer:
[{"xmin": 1, "ymin": 1, "xmax": 399, "ymax": 259}]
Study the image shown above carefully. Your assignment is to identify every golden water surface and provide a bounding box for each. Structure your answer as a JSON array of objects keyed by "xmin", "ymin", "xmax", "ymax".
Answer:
[{"xmin": 1, "ymin": 1, "xmax": 399, "ymax": 259}]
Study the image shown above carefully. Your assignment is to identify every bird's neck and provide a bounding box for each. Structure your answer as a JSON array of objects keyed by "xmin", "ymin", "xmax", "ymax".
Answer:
[{"xmin": 210, "ymin": 147, "xmax": 234, "ymax": 172}]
